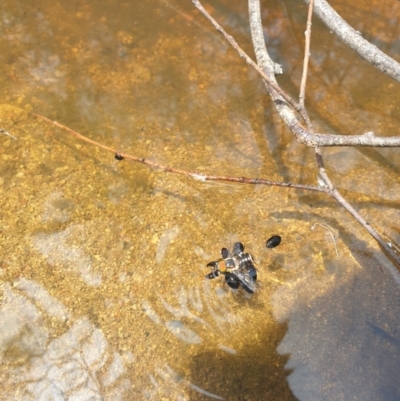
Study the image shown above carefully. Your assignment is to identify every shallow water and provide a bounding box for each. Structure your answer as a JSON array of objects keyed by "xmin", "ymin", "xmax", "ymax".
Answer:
[{"xmin": 0, "ymin": 0, "xmax": 400, "ymax": 400}]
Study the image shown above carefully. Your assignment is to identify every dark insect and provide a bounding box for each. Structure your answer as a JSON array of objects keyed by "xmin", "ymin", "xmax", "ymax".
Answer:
[
  {"xmin": 115, "ymin": 153, "xmax": 124, "ymax": 160},
  {"xmin": 206, "ymin": 242, "xmax": 257, "ymax": 294},
  {"xmin": 266, "ymin": 235, "xmax": 281, "ymax": 249},
  {"xmin": 226, "ymin": 270, "xmax": 256, "ymax": 293}
]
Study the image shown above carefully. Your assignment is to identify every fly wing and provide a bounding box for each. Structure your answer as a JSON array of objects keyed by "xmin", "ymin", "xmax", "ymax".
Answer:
[{"xmin": 231, "ymin": 269, "xmax": 256, "ymax": 294}]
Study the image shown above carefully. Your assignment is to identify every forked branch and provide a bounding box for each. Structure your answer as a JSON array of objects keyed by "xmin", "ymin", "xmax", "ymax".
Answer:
[
  {"xmin": 193, "ymin": 0, "xmax": 400, "ymax": 266},
  {"xmin": 194, "ymin": 0, "xmax": 400, "ymax": 147},
  {"xmin": 32, "ymin": 1, "xmax": 400, "ymax": 268}
]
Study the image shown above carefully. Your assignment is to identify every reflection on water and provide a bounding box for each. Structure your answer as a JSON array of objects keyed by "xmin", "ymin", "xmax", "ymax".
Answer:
[{"xmin": 1, "ymin": 0, "xmax": 400, "ymax": 400}]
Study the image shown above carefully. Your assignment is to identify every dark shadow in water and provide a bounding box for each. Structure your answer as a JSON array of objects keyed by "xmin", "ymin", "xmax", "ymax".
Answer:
[
  {"xmin": 187, "ymin": 320, "xmax": 297, "ymax": 401},
  {"xmin": 262, "ymin": 210, "xmax": 400, "ymax": 401},
  {"xmin": 276, "ymin": 257, "xmax": 400, "ymax": 401}
]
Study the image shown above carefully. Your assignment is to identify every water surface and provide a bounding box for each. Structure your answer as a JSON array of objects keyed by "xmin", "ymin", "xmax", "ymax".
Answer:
[{"xmin": 0, "ymin": 0, "xmax": 399, "ymax": 400}]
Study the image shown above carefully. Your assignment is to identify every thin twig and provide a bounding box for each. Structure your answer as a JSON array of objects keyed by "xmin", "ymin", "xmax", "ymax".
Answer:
[
  {"xmin": 311, "ymin": 222, "xmax": 339, "ymax": 256},
  {"xmin": 316, "ymin": 166, "xmax": 400, "ymax": 264},
  {"xmin": 32, "ymin": 113, "xmax": 325, "ymax": 193},
  {"xmin": 299, "ymin": 0, "xmax": 314, "ymax": 110},
  {"xmin": 191, "ymin": 0, "xmax": 309, "ymax": 124},
  {"xmin": 0, "ymin": 128, "xmax": 17, "ymax": 140}
]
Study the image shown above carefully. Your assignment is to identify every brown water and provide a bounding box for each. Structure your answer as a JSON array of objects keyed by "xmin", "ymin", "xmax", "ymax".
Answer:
[{"xmin": 0, "ymin": 0, "xmax": 399, "ymax": 400}]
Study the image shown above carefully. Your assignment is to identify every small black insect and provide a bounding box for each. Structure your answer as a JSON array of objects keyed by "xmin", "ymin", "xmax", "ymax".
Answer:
[
  {"xmin": 205, "ymin": 242, "xmax": 257, "ymax": 294},
  {"xmin": 115, "ymin": 153, "xmax": 124, "ymax": 160},
  {"xmin": 266, "ymin": 235, "xmax": 281, "ymax": 249}
]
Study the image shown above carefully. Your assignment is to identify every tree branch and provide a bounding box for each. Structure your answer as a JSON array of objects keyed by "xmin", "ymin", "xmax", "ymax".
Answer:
[
  {"xmin": 303, "ymin": 0, "xmax": 400, "ymax": 83},
  {"xmin": 32, "ymin": 1, "xmax": 400, "ymax": 269},
  {"xmin": 32, "ymin": 113, "xmax": 325, "ymax": 193},
  {"xmin": 191, "ymin": 0, "xmax": 400, "ymax": 264},
  {"xmin": 293, "ymin": 128, "xmax": 400, "ymax": 147},
  {"xmin": 195, "ymin": 0, "xmax": 400, "ymax": 147},
  {"xmin": 191, "ymin": 0, "xmax": 310, "ymax": 126},
  {"xmin": 246, "ymin": 0, "xmax": 399, "ymax": 266}
]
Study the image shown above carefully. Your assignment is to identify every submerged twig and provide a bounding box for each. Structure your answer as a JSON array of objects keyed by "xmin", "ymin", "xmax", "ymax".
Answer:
[
  {"xmin": 32, "ymin": 113, "xmax": 324, "ymax": 193},
  {"xmin": 311, "ymin": 222, "xmax": 339, "ymax": 257},
  {"xmin": 0, "ymin": 128, "xmax": 17, "ymax": 140}
]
